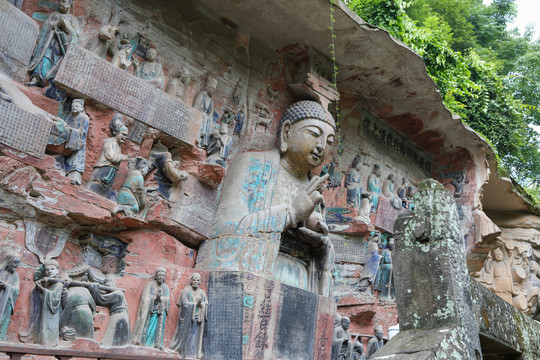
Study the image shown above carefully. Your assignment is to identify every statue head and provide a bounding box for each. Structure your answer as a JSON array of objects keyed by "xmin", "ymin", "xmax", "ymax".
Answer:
[
  {"xmin": 43, "ymin": 259, "xmax": 60, "ymax": 278},
  {"xmin": 110, "ymin": 113, "xmax": 125, "ymax": 135},
  {"xmin": 205, "ymin": 77, "xmax": 218, "ymax": 95},
  {"xmin": 402, "ymin": 177, "xmax": 409, "ymax": 186},
  {"xmin": 101, "ymin": 255, "xmax": 121, "ymax": 275},
  {"xmin": 352, "ymin": 155, "xmax": 362, "ymax": 170},
  {"xmin": 178, "ymin": 65, "xmax": 190, "ymax": 83},
  {"xmin": 340, "ymin": 316, "xmax": 350, "ymax": 330},
  {"xmin": 128, "ymin": 157, "xmax": 150, "ymax": 176},
  {"xmin": 493, "ymin": 248, "xmax": 504, "ymax": 261},
  {"xmin": 278, "ymin": 100, "xmax": 336, "ymax": 177},
  {"xmin": 387, "ymin": 238, "xmax": 395, "ymax": 251},
  {"xmin": 59, "ymin": 0, "xmax": 73, "ymax": 14},
  {"xmin": 146, "ymin": 48, "xmax": 158, "ymax": 61},
  {"xmin": 219, "ymin": 123, "xmax": 229, "ymax": 135},
  {"xmin": 155, "ymin": 267, "xmax": 166, "ymax": 284},
  {"xmin": 373, "ymin": 164, "xmax": 381, "ymax": 177},
  {"xmin": 0, "ymin": 251, "xmax": 20, "ymax": 273},
  {"xmin": 190, "ymin": 273, "xmax": 201, "ymax": 289},
  {"xmin": 71, "ymin": 99, "xmax": 84, "ymax": 115},
  {"xmin": 374, "ymin": 325, "xmax": 383, "ymax": 340}
]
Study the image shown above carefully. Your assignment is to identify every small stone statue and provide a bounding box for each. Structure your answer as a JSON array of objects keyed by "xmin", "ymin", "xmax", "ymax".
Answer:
[
  {"xmin": 352, "ymin": 340, "xmax": 366, "ymax": 360},
  {"xmin": 169, "ymin": 273, "xmax": 208, "ymax": 359},
  {"xmin": 346, "ymin": 155, "xmax": 363, "ymax": 208},
  {"xmin": 135, "ymin": 48, "xmax": 164, "ymax": 89},
  {"xmin": 111, "ymin": 40, "xmax": 137, "ymax": 71},
  {"xmin": 331, "ymin": 315, "xmax": 352, "ymax": 360},
  {"xmin": 116, "ymin": 157, "xmax": 150, "ymax": 218},
  {"xmin": 397, "ymin": 177, "xmax": 409, "ymax": 208},
  {"xmin": 133, "ymin": 267, "xmax": 170, "ymax": 349},
  {"xmin": 87, "ymin": 24, "xmax": 119, "ymax": 58},
  {"xmin": 367, "ymin": 164, "xmax": 382, "ymax": 213},
  {"xmin": 206, "ymin": 124, "xmax": 233, "ymax": 167},
  {"xmin": 20, "ymin": 260, "xmax": 65, "ymax": 346},
  {"xmin": 473, "ymin": 247, "xmax": 514, "ymax": 304},
  {"xmin": 193, "ymin": 77, "xmax": 218, "ymax": 148},
  {"xmin": 355, "ymin": 193, "xmax": 373, "ymax": 225},
  {"xmin": 358, "ymin": 231, "xmax": 382, "ymax": 292},
  {"xmin": 366, "ymin": 325, "xmax": 384, "ymax": 359},
  {"xmin": 27, "ymin": 0, "xmax": 80, "ymax": 87},
  {"xmin": 382, "ymin": 174, "xmax": 402, "ymax": 209},
  {"xmin": 232, "ymin": 78, "xmax": 242, "ymax": 104},
  {"xmin": 0, "ymin": 252, "xmax": 20, "ymax": 341},
  {"xmin": 233, "ymin": 105, "xmax": 246, "ymax": 135},
  {"xmin": 151, "ymin": 151, "xmax": 188, "ymax": 199},
  {"xmin": 166, "ymin": 65, "xmax": 190, "ymax": 102},
  {"xmin": 49, "ymin": 99, "xmax": 90, "ymax": 185},
  {"xmin": 451, "ymin": 171, "xmax": 466, "ymax": 198},
  {"xmin": 220, "ymin": 108, "xmax": 235, "ymax": 125},
  {"xmin": 373, "ymin": 238, "xmax": 395, "ymax": 301},
  {"xmin": 87, "ymin": 113, "xmax": 129, "ymax": 199}
]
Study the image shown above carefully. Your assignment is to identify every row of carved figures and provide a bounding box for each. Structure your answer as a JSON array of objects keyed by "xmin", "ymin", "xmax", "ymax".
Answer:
[
  {"xmin": 332, "ymin": 316, "xmax": 385, "ymax": 360},
  {"xmin": 0, "ymin": 252, "xmax": 208, "ymax": 359},
  {"xmin": 23, "ymin": 0, "xmax": 248, "ymax": 142}
]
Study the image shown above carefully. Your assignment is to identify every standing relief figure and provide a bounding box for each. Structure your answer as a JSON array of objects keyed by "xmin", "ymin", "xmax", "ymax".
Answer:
[
  {"xmin": 116, "ymin": 157, "xmax": 150, "ymax": 218},
  {"xmin": 193, "ymin": 77, "xmax": 217, "ymax": 149},
  {"xmin": 27, "ymin": 0, "xmax": 80, "ymax": 87},
  {"xmin": 0, "ymin": 252, "xmax": 20, "ymax": 341},
  {"xmin": 346, "ymin": 155, "xmax": 363, "ymax": 209},
  {"xmin": 133, "ymin": 268, "xmax": 170, "ymax": 349},
  {"xmin": 367, "ymin": 164, "xmax": 382, "ymax": 213},
  {"xmin": 169, "ymin": 273, "xmax": 208, "ymax": 359},
  {"xmin": 166, "ymin": 66, "xmax": 191, "ymax": 103}
]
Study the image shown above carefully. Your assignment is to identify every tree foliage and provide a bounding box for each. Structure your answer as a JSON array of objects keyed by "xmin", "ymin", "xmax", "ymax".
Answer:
[{"xmin": 344, "ymin": 0, "xmax": 540, "ymax": 197}]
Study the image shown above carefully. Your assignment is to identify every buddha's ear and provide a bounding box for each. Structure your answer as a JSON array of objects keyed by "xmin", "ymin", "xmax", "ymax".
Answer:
[{"xmin": 279, "ymin": 121, "xmax": 291, "ymax": 154}]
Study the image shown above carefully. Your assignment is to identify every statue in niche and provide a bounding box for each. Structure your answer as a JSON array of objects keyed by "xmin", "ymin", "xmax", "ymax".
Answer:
[
  {"xmin": 133, "ymin": 267, "xmax": 170, "ymax": 349},
  {"xmin": 367, "ymin": 164, "xmax": 382, "ymax": 213},
  {"xmin": 87, "ymin": 24, "xmax": 119, "ymax": 58},
  {"xmin": 382, "ymin": 174, "xmax": 402, "ymax": 209},
  {"xmin": 135, "ymin": 48, "xmax": 164, "ymax": 89},
  {"xmin": 232, "ymin": 78, "xmax": 242, "ymax": 105},
  {"xmin": 451, "ymin": 171, "xmax": 466, "ymax": 198},
  {"xmin": 366, "ymin": 325, "xmax": 384, "ymax": 359},
  {"xmin": 48, "ymin": 99, "xmax": 90, "ymax": 185},
  {"xmin": 111, "ymin": 40, "xmax": 138, "ymax": 71},
  {"xmin": 233, "ymin": 105, "xmax": 246, "ymax": 135},
  {"xmin": 220, "ymin": 108, "xmax": 235, "ymax": 126},
  {"xmin": 150, "ymin": 149, "xmax": 188, "ymax": 199},
  {"xmin": 254, "ymin": 106, "xmax": 273, "ymax": 132},
  {"xmin": 195, "ymin": 100, "xmax": 336, "ymax": 296},
  {"xmin": 27, "ymin": 0, "xmax": 80, "ymax": 87},
  {"xmin": 373, "ymin": 238, "xmax": 395, "ymax": 301},
  {"xmin": 116, "ymin": 157, "xmax": 150, "ymax": 218},
  {"xmin": 355, "ymin": 193, "xmax": 373, "ymax": 225},
  {"xmin": 321, "ymin": 160, "xmax": 343, "ymax": 190},
  {"xmin": 473, "ymin": 247, "xmax": 514, "ymax": 304},
  {"xmin": 87, "ymin": 113, "xmax": 129, "ymax": 200},
  {"xmin": 0, "ymin": 252, "xmax": 20, "ymax": 341},
  {"xmin": 169, "ymin": 273, "xmax": 208, "ymax": 359},
  {"xmin": 206, "ymin": 124, "xmax": 233, "ymax": 167},
  {"xmin": 331, "ymin": 315, "xmax": 352, "ymax": 360},
  {"xmin": 20, "ymin": 260, "xmax": 65, "ymax": 346},
  {"xmin": 346, "ymin": 155, "xmax": 363, "ymax": 208},
  {"xmin": 352, "ymin": 340, "xmax": 366, "ymax": 360},
  {"xmin": 397, "ymin": 177, "xmax": 413, "ymax": 208},
  {"xmin": 193, "ymin": 77, "xmax": 217, "ymax": 149},
  {"xmin": 166, "ymin": 65, "xmax": 190, "ymax": 102},
  {"xmin": 358, "ymin": 231, "xmax": 382, "ymax": 292}
]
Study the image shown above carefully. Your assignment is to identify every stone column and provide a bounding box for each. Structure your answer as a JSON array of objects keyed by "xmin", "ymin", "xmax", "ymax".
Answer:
[{"xmin": 372, "ymin": 179, "xmax": 482, "ymax": 360}]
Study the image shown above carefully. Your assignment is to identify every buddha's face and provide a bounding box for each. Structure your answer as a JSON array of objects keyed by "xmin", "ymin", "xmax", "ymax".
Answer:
[
  {"xmin": 281, "ymin": 118, "xmax": 335, "ymax": 172},
  {"xmin": 45, "ymin": 264, "xmax": 59, "ymax": 278},
  {"xmin": 191, "ymin": 274, "xmax": 201, "ymax": 289},
  {"xmin": 155, "ymin": 271, "xmax": 166, "ymax": 285},
  {"xmin": 493, "ymin": 249, "xmax": 503, "ymax": 261},
  {"xmin": 71, "ymin": 101, "xmax": 83, "ymax": 115},
  {"xmin": 146, "ymin": 49, "xmax": 157, "ymax": 61}
]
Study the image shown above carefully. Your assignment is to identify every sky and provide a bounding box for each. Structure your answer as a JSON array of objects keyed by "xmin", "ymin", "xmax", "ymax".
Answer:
[{"xmin": 485, "ymin": 0, "xmax": 540, "ymax": 39}]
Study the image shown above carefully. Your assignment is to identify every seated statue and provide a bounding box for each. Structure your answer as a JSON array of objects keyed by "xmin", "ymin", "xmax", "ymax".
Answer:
[
  {"xmin": 382, "ymin": 174, "xmax": 402, "ymax": 209},
  {"xmin": 116, "ymin": 157, "xmax": 150, "ymax": 218},
  {"xmin": 195, "ymin": 100, "xmax": 336, "ymax": 296},
  {"xmin": 135, "ymin": 48, "xmax": 164, "ymax": 89},
  {"xmin": 331, "ymin": 315, "xmax": 352, "ymax": 360},
  {"xmin": 206, "ymin": 124, "xmax": 232, "ymax": 167},
  {"xmin": 0, "ymin": 252, "xmax": 20, "ymax": 341},
  {"xmin": 366, "ymin": 325, "xmax": 384, "ymax": 359}
]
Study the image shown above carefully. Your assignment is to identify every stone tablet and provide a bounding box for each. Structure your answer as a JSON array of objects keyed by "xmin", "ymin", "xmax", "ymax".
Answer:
[
  {"xmin": 0, "ymin": 0, "xmax": 39, "ymax": 81},
  {"xmin": 275, "ymin": 284, "xmax": 317, "ymax": 360},
  {"xmin": 330, "ymin": 234, "xmax": 369, "ymax": 264},
  {"xmin": 0, "ymin": 100, "xmax": 51, "ymax": 158},
  {"xmin": 374, "ymin": 196, "xmax": 402, "ymax": 233},
  {"xmin": 205, "ymin": 271, "xmax": 244, "ymax": 360},
  {"xmin": 127, "ymin": 120, "xmax": 147, "ymax": 144},
  {"xmin": 54, "ymin": 45, "xmax": 199, "ymax": 146}
]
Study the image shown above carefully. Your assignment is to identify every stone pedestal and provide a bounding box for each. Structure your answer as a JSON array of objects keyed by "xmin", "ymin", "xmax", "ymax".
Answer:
[
  {"xmin": 204, "ymin": 271, "xmax": 334, "ymax": 360},
  {"xmin": 372, "ymin": 179, "xmax": 482, "ymax": 360}
]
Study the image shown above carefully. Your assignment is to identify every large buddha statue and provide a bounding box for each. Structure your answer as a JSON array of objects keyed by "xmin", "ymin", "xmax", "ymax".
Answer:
[{"xmin": 196, "ymin": 100, "xmax": 336, "ymax": 296}]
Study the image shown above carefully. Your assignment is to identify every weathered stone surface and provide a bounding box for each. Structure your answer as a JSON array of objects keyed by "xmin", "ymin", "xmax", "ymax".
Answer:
[
  {"xmin": 390, "ymin": 179, "xmax": 481, "ymax": 359},
  {"xmin": 0, "ymin": 0, "xmax": 39, "ymax": 81},
  {"xmin": 54, "ymin": 45, "xmax": 199, "ymax": 146},
  {"xmin": 374, "ymin": 196, "xmax": 402, "ymax": 233},
  {"xmin": 0, "ymin": 100, "xmax": 52, "ymax": 158}
]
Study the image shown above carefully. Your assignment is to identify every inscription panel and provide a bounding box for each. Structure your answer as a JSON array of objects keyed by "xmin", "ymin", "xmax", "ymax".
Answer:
[
  {"xmin": 330, "ymin": 234, "xmax": 368, "ymax": 264},
  {"xmin": 55, "ymin": 45, "xmax": 198, "ymax": 145},
  {"xmin": 0, "ymin": 101, "xmax": 51, "ymax": 158},
  {"xmin": 276, "ymin": 284, "xmax": 317, "ymax": 360},
  {"xmin": 205, "ymin": 271, "xmax": 243, "ymax": 360},
  {"xmin": 374, "ymin": 196, "xmax": 402, "ymax": 233},
  {"xmin": 0, "ymin": 1, "xmax": 39, "ymax": 66}
]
